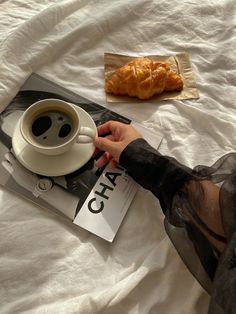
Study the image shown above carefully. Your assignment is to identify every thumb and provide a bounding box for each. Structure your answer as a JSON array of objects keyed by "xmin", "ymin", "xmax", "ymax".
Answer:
[{"xmin": 94, "ymin": 137, "xmax": 118, "ymax": 156}]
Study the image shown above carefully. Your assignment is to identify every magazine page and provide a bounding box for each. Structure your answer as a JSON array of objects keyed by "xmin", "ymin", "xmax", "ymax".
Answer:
[
  {"xmin": 0, "ymin": 74, "xmax": 163, "ymax": 242},
  {"xmin": 73, "ymin": 163, "xmax": 138, "ymax": 242}
]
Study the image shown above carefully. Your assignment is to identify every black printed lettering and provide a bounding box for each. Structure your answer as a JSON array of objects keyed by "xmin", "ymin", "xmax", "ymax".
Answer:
[
  {"xmin": 88, "ymin": 198, "xmax": 104, "ymax": 214},
  {"xmin": 105, "ymin": 171, "xmax": 122, "ymax": 187},
  {"xmin": 95, "ymin": 182, "xmax": 114, "ymax": 200}
]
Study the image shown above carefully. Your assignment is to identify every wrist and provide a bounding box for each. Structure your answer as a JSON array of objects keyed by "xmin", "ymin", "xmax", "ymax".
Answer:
[{"xmin": 119, "ymin": 138, "xmax": 151, "ymax": 166}]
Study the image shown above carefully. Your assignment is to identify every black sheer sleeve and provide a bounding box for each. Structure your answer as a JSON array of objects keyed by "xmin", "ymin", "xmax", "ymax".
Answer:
[
  {"xmin": 120, "ymin": 138, "xmax": 192, "ymax": 214},
  {"xmin": 119, "ymin": 138, "xmax": 236, "ymax": 314}
]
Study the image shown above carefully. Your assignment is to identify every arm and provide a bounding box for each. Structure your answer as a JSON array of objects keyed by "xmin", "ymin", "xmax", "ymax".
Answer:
[
  {"xmin": 94, "ymin": 122, "xmax": 236, "ymax": 313},
  {"xmin": 120, "ymin": 138, "xmax": 226, "ymax": 252},
  {"xmin": 94, "ymin": 121, "xmax": 226, "ymax": 252},
  {"xmin": 119, "ymin": 138, "xmax": 192, "ymax": 214}
]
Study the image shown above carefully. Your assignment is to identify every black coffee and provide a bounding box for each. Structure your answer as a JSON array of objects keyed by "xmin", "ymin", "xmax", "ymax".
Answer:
[{"xmin": 31, "ymin": 110, "xmax": 75, "ymax": 146}]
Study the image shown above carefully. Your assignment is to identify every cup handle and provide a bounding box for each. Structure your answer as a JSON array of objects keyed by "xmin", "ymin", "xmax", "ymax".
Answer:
[{"xmin": 77, "ymin": 126, "xmax": 96, "ymax": 143}]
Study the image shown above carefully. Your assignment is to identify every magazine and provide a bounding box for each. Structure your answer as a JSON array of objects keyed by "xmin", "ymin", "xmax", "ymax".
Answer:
[{"xmin": 0, "ymin": 74, "xmax": 163, "ymax": 242}]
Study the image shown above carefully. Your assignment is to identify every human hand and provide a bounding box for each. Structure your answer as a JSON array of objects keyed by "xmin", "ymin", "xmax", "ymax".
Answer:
[
  {"xmin": 94, "ymin": 121, "xmax": 142, "ymax": 168},
  {"xmin": 2, "ymin": 152, "xmax": 38, "ymax": 192}
]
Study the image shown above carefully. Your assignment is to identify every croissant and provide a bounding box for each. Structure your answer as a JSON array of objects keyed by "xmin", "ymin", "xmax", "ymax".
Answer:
[{"xmin": 105, "ymin": 57, "xmax": 183, "ymax": 100}]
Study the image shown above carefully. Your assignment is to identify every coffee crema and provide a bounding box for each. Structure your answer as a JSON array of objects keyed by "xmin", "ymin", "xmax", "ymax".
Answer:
[{"xmin": 31, "ymin": 110, "xmax": 75, "ymax": 147}]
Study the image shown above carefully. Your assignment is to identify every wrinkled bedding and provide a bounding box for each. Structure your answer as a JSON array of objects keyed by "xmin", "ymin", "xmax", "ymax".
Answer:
[{"xmin": 0, "ymin": 1, "xmax": 235, "ymax": 313}]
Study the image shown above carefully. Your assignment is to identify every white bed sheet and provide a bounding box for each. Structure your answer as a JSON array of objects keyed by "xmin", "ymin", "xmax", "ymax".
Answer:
[{"xmin": 0, "ymin": 0, "xmax": 235, "ymax": 313}]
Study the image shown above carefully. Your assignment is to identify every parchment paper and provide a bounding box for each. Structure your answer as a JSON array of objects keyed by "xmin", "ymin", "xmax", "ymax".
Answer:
[{"xmin": 104, "ymin": 52, "xmax": 199, "ymax": 103}]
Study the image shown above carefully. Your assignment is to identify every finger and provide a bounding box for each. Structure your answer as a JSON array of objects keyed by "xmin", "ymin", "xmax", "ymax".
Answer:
[
  {"xmin": 97, "ymin": 121, "xmax": 123, "ymax": 137},
  {"xmin": 94, "ymin": 136, "xmax": 118, "ymax": 157},
  {"xmin": 95, "ymin": 152, "xmax": 112, "ymax": 168},
  {"xmin": 93, "ymin": 134, "xmax": 115, "ymax": 157},
  {"xmin": 96, "ymin": 121, "xmax": 114, "ymax": 136},
  {"xmin": 109, "ymin": 159, "xmax": 118, "ymax": 170},
  {"xmin": 2, "ymin": 160, "xmax": 13, "ymax": 174}
]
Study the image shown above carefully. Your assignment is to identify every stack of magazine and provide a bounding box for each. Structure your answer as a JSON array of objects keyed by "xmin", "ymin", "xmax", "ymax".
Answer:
[{"xmin": 0, "ymin": 74, "xmax": 162, "ymax": 242}]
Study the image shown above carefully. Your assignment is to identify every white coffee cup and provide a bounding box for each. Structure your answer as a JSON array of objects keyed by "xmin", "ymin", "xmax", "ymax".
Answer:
[{"xmin": 20, "ymin": 98, "xmax": 96, "ymax": 156}]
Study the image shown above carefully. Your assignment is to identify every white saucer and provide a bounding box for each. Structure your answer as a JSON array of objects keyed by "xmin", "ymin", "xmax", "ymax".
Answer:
[{"xmin": 12, "ymin": 106, "xmax": 97, "ymax": 177}]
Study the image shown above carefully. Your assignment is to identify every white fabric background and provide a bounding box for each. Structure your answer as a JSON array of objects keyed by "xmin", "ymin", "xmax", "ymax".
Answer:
[{"xmin": 0, "ymin": 0, "xmax": 235, "ymax": 313}]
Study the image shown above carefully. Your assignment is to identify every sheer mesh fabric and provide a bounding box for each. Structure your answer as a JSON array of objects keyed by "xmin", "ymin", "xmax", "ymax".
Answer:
[{"xmin": 120, "ymin": 139, "xmax": 236, "ymax": 314}]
